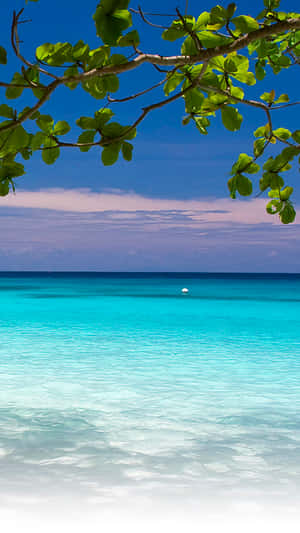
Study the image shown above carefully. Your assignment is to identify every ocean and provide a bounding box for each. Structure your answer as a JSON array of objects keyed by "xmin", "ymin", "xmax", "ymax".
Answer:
[{"xmin": 0, "ymin": 273, "xmax": 300, "ymax": 531}]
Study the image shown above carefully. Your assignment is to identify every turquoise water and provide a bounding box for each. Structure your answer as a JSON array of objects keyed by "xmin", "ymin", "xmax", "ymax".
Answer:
[{"xmin": 0, "ymin": 273, "xmax": 300, "ymax": 518}]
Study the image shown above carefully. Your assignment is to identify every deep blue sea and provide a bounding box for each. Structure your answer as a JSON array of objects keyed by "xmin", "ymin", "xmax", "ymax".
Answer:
[{"xmin": 1, "ymin": 273, "xmax": 300, "ymax": 528}]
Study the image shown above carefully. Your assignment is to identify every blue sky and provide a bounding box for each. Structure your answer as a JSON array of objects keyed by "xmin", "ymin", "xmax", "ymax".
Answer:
[{"xmin": 0, "ymin": 0, "xmax": 299, "ymax": 271}]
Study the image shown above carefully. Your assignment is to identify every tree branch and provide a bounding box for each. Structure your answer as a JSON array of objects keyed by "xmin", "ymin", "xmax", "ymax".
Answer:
[
  {"xmin": 107, "ymin": 76, "xmax": 167, "ymax": 103},
  {"xmin": 0, "ymin": 81, "xmax": 33, "ymax": 89},
  {"xmin": 43, "ymin": 65, "xmax": 208, "ymax": 151},
  {"xmin": 64, "ymin": 18, "xmax": 300, "ymax": 85},
  {"xmin": 175, "ymin": 7, "xmax": 202, "ymax": 53},
  {"xmin": 135, "ymin": 5, "xmax": 169, "ymax": 29},
  {"xmin": 101, "ymin": 63, "xmax": 208, "ymax": 146},
  {"xmin": 11, "ymin": 9, "xmax": 59, "ymax": 80},
  {"xmin": 197, "ymin": 82, "xmax": 274, "ymax": 134},
  {"xmin": 0, "ymin": 79, "xmax": 60, "ymax": 133}
]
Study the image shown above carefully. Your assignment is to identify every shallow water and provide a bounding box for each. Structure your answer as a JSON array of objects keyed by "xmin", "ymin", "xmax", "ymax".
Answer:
[{"xmin": 0, "ymin": 273, "xmax": 300, "ymax": 524}]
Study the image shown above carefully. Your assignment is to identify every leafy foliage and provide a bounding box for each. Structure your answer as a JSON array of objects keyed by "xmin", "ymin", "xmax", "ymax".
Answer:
[{"xmin": 0, "ymin": 0, "xmax": 299, "ymax": 224}]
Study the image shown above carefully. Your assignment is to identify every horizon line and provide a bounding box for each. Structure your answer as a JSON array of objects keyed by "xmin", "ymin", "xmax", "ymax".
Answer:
[{"xmin": 0, "ymin": 271, "xmax": 299, "ymax": 275}]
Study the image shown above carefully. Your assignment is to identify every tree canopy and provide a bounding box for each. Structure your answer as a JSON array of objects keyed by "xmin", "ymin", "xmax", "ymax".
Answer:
[{"xmin": 0, "ymin": 0, "xmax": 299, "ymax": 223}]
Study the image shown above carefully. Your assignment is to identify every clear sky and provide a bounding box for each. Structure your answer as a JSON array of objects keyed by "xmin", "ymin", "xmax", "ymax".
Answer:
[{"xmin": 0, "ymin": 0, "xmax": 299, "ymax": 271}]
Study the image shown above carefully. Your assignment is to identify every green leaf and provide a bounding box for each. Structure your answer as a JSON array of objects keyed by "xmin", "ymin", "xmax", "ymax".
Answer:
[
  {"xmin": 123, "ymin": 126, "xmax": 136, "ymax": 141},
  {"xmin": 231, "ymin": 69, "xmax": 256, "ymax": 86},
  {"xmin": 224, "ymin": 58, "xmax": 238, "ymax": 73},
  {"xmin": 0, "ymin": 46, "xmax": 7, "ymax": 65},
  {"xmin": 184, "ymin": 89, "xmax": 204, "ymax": 113},
  {"xmin": 18, "ymin": 107, "xmax": 40, "ymax": 121},
  {"xmin": 36, "ymin": 114, "xmax": 54, "ymax": 133},
  {"xmin": 232, "ymin": 15, "xmax": 259, "ymax": 34},
  {"xmin": 263, "ymin": 0, "xmax": 281, "ymax": 8},
  {"xmin": 9, "ymin": 126, "xmax": 30, "ymax": 150},
  {"xmin": 269, "ymin": 173, "xmax": 284, "ymax": 190},
  {"xmin": 259, "ymin": 174, "xmax": 270, "ymax": 192},
  {"xmin": 5, "ymin": 73, "xmax": 26, "ymax": 99},
  {"xmin": 254, "ymin": 125, "xmax": 269, "ymax": 138},
  {"xmin": 221, "ymin": 106, "xmax": 243, "ymax": 131},
  {"xmin": 279, "ymin": 203, "xmax": 296, "ymax": 224},
  {"xmin": 101, "ymin": 142, "xmax": 122, "ymax": 165},
  {"xmin": 260, "ymin": 90, "xmax": 275, "ymax": 104},
  {"xmin": 87, "ymin": 46, "xmax": 110, "ymax": 68},
  {"xmin": 121, "ymin": 141, "xmax": 133, "ymax": 161},
  {"xmin": 36, "ymin": 43, "xmax": 54, "ymax": 61},
  {"xmin": 77, "ymin": 130, "xmax": 96, "ymax": 152},
  {"xmin": 209, "ymin": 6, "xmax": 228, "ymax": 28},
  {"xmin": 36, "ymin": 42, "xmax": 74, "ymax": 66},
  {"xmin": 236, "ymin": 174, "xmax": 253, "ymax": 196},
  {"xmin": 76, "ymin": 116, "xmax": 97, "ymax": 130},
  {"xmin": 194, "ymin": 116, "xmax": 210, "ymax": 134},
  {"xmin": 181, "ymin": 36, "xmax": 198, "ymax": 56},
  {"xmin": 273, "ymin": 128, "xmax": 291, "ymax": 141},
  {"xmin": 102, "ymin": 122, "xmax": 123, "ymax": 138},
  {"xmin": 255, "ymin": 61, "xmax": 266, "ymax": 80},
  {"xmin": 280, "ymin": 186, "xmax": 293, "ymax": 200},
  {"xmin": 42, "ymin": 139, "xmax": 60, "ymax": 165},
  {"xmin": 103, "ymin": 74, "xmax": 119, "ymax": 93},
  {"xmin": 53, "ymin": 121, "xmax": 70, "ymax": 136},
  {"xmin": 94, "ymin": 108, "xmax": 114, "ymax": 129},
  {"xmin": 72, "ymin": 40, "xmax": 90, "ymax": 60},
  {"xmin": 0, "ymin": 161, "xmax": 25, "ymax": 178},
  {"xmin": 231, "ymin": 153, "xmax": 253, "ymax": 173},
  {"xmin": 226, "ymin": 54, "xmax": 256, "ymax": 85},
  {"xmin": 275, "ymin": 93, "xmax": 289, "ymax": 104},
  {"xmin": 31, "ymin": 131, "xmax": 47, "ymax": 150},
  {"xmin": 64, "ymin": 66, "xmax": 79, "ymax": 90},
  {"xmin": 0, "ymin": 180, "xmax": 10, "ymax": 196},
  {"xmin": 163, "ymin": 20, "xmax": 187, "ymax": 42},
  {"xmin": 266, "ymin": 199, "xmax": 283, "ymax": 214},
  {"xmin": 0, "ymin": 104, "xmax": 14, "ymax": 119},
  {"xmin": 292, "ymin": 130, "xmax": 300, "ymax": 143},
  {"xmin": 82, "ymin": 77, "xmax": 107, "ymax": 99},
  {"xmin": 102, "ymin": 122, "xmax": 136, "ymax": 141},
  {"xmin": 20, "ymin": 147, "xmax": 32, "ymax": 161},
  {"xmin": 93, "ymin": 1, "xmax": 132, "ymax": 46},
  {"xmin": 110, "ymin": 54, "xmax": 127, "ymax": 65},
  {"xmin": 195, "ymin": 12, "xmax": 210, "ymax": 30},
  {"xmin": 254, "ymin": 138, "xmax": 265, "ymax": 157},
  {"xmin": 226, "ymin": 3, "xmax": 237, "ymax": 19},
  {"xmin": 118, "ymin": 30, "xmax": 140, "ymax": 47},
  {"xmin": 263, "ymin": 157, "xmax": 276, "ymax": 171},
  {"xmin": 198, "ymin": 31, "xmax": 231, "ymax": 48},
  {"xmin": 227, "ymin": 176, "xmax": 237, "ymax": 198},
  {"xmin": 164, "ymin": 72, "xmax": 185, "ymax": 96}
]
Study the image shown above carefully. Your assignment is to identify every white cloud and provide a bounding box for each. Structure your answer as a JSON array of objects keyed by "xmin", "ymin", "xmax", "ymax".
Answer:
[{"xmin": 1, "ymin": 188, "xmax": 291, "ymax": 227}]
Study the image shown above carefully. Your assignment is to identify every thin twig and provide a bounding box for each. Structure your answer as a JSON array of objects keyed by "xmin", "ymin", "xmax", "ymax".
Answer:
[
  {"xmin": 0, "ymin": 79, "xmax": 60, "ymax": 134},
  {"xmin": 197, "ymin": 82, "xmax": 274, "ymax": 134},
  {"xmin": 176, "ymin": 7, "xmax": 202, "ymax": 52},
  {"xmin": 273, "ymin": 136, "xmax": 300, "ymax": 148},
  {"xmin": 11, "ymin": 9, "xmax": 58, "ymax": 80},
  {"xmin": 152, "ymin": 64, "xmax": 172, "ymax": 73},
  {"xmin": 226, "ymin": 21, "xmax": 236, "ymax": 39},
  {"xmin": 108, "ymin": 77, "xmax": 167, "ymax": 103},
  {"xmin": 136, "ymin": 6, "xmax": 169, "ymax": 29},
  {"xmin": 0, "ymin": 81, "xmax": 34, "ymax": 88},
  {"xmin": 271, "ymin": 101, "xmax": 300, "ymax": 109},
  {"xmin": 130, "ymin": 8, "xmax": 175, "ymax": 17},
  {"xmin": 102, "ymin": 62, "xmax": 208, "ymax": 146},
  {"xmin": 47, "ymin": 135, "xmax": 101, "ymax": 149}
]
